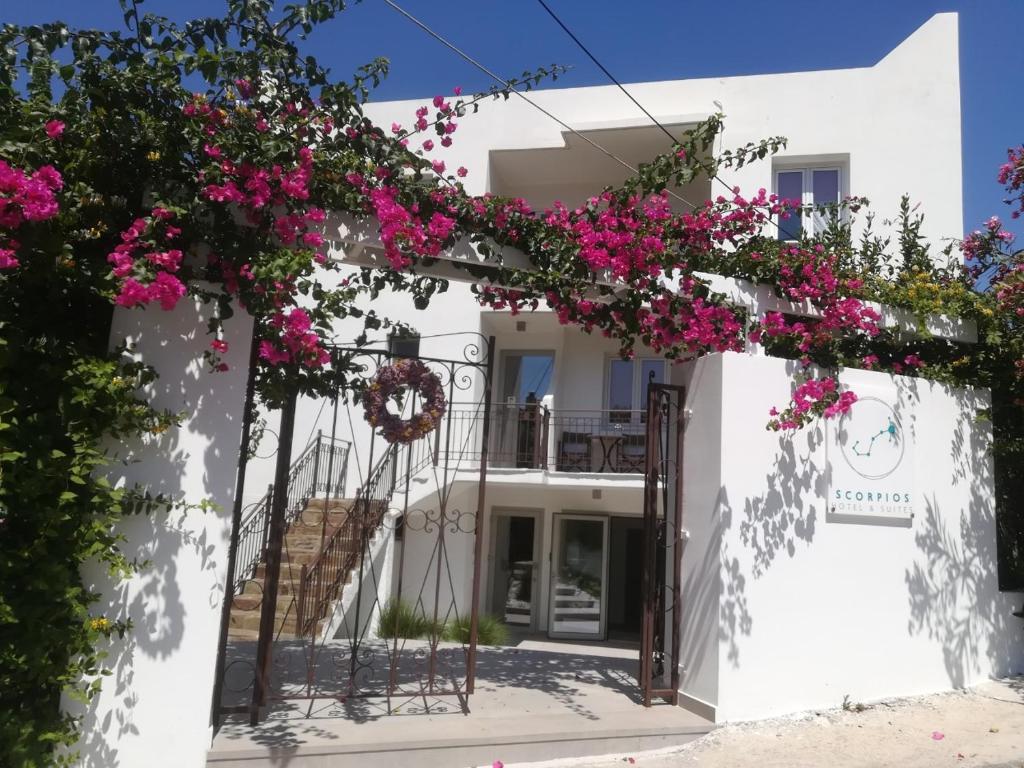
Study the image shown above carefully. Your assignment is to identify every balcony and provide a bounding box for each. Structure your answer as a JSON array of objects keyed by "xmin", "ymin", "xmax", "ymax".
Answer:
[{"xmin": 407, "ymin": 402, "xmax": 655, "ymax": 477}]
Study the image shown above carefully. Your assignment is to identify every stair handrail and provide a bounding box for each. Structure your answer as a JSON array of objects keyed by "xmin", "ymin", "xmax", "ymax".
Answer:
[
  {"xmin": 295, "ymin": 441, "xmax": 400, "ymax": 637},
  {"xmin": 231, "ymin": 433, "xmax": 351, "ymax": 594}
]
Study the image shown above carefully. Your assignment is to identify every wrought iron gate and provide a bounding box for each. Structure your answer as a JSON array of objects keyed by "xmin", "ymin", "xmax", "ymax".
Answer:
[
  {"xmin": 639, "ymin": 383, "xmax": 686, "ymax": 706},
  {"xmin": 212, "ymin": 335, "xmax": 494, "ymax": 724}
]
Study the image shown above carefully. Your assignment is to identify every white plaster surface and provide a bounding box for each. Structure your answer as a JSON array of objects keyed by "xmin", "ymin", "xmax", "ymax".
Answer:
[
  {"xmin": 679, "ymin": 353, "xmax": 1024, "ymax": 722},
  {"xmin": 67, "ymin": 298, "xmax": 252, "ymax": 767}
]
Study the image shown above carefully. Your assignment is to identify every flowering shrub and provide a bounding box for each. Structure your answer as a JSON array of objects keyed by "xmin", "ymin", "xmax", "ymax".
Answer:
[
  {"xmin": 998, "ymin": 147, "xmax": 1024, "ymax": 220},
  {"xmin": 767, "ymin": 377, "xmax": 858, "ymax": 432},
  {"xmin": 108, "ymin": 208, "xmax": 187, "ymax": 310},
  {"xmin": 362, "ymin": 360, "xmax": 446, "ymax": 444},
  {"xmin": 0, "ymin": 160, "xmax": 63, "ymax": 269}
]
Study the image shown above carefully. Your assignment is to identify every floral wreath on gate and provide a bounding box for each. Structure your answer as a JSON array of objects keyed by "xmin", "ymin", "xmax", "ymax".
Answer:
[{"xmin": 362, "ymin": 358, "xmax": 447, "ymax": 444}]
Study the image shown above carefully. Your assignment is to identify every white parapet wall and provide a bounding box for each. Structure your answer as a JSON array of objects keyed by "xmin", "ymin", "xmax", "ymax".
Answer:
[
  {"xmin": 65, "ymin": 298, "xmax": 252, "ymax": 768},
  {"xmin": 676, "ymin": 352, "xmax": 1024, "ymax": 722}
]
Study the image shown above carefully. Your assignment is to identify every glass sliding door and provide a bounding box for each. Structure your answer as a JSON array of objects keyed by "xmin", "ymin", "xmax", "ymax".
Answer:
[{"xmin": 549, "ymin": 515, "xmax": 609, "ymax": 639}]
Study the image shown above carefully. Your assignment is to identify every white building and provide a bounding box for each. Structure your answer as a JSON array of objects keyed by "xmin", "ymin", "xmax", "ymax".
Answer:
[{"xmin": 76, "ymin": 12, "xmax": 1023, "ymax": 768}]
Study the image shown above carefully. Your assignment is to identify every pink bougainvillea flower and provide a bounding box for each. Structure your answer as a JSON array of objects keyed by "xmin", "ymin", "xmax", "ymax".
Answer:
[
  {"xmin": 492, "ymin": 762, "xmax": 503, "ymax": 768},
  {"xmin": 904, "ymin": 354, "xmax": 924, "ymax": 368},
  {"xmin": 422, "ymin": 139, "xmax": 434, "ymax": 152},
  {"xmin": 233, "ymin": 78, "xmax": 253, "ymax": 99},
  {"xmin": 457, "ymin": 166, "xmax": 468, "ymax": 178},
  {"xmin": 431, "ymin": 160, "xmax": 446, "ymax": 175},
  {"xmin": 114, "ymin": 278, "xmax": 151, "ymax": 308},
  {"xmin": 453, "ymin": 85, "xmax": 462, "ymax": 96},
  {"xmin": 44, "ymin": 120, "xmax": 65, "ymax": 140},
  {"xmin": 210, "ymin": 339, "xmax": 229, "ymax": 354},
  {"xmin": 150, "ymin": 271, "xmax": 186, "ymax": 310}
]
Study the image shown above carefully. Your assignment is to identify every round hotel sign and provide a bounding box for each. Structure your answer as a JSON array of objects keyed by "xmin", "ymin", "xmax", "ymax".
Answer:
[
  {"xmin": 829, "ymin": 389, "xmax": 914, "ymax": 521},
  {"xmin": 837, "ymin": 396, "xmax": 905, "ymax": 481}
]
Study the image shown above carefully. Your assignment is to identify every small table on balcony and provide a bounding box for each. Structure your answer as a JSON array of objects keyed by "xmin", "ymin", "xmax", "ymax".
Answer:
[{"xmin": 589, "ymin": 429, "xmax": 627, "ymax": 472}]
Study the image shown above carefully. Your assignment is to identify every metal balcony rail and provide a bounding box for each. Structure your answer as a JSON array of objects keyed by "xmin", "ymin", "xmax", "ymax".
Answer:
[
  {"xmin": 398, "ymin": 403, "xmax": 657, "ymax": 477},
  {"xmin": 232, "ymin": 432, "xmax": 350, "ymax": 595}
]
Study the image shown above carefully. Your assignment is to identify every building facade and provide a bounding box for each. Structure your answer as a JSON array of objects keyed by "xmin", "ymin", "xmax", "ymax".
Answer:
[{"xmin": 75, "ymin": 12, "xmax": 1023, "ymax": 768}]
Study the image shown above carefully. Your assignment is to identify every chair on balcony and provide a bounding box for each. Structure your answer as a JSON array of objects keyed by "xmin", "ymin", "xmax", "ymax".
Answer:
[
  {"xmin": 557, "ymin": 431, "xmax": 592, "ymax": 472},
  {"xmin": 615, "ymin": 434, "xmax": 646, "ymax": 473}
]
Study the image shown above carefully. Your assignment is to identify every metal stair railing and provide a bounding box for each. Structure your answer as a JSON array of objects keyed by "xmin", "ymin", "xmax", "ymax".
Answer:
[
  {"xmin": 231, "ymin": 432, "xmax": 351, "ymax": 595},
  {"xmin": 295, "ymin": 441, "xmax": 400, "ymax": 638}
]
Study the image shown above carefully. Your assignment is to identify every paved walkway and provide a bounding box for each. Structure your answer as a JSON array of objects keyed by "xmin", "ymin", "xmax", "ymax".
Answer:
[
  {"xmin": 210, "ymin": 636, "xmax": 712, "ymax": 767},
  {"xmin": 500, "ymin": 679, "xmax": 1024, "ymax": 768}
]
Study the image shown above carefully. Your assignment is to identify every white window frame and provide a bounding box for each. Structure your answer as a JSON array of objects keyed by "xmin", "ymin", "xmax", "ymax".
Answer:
[
  {"xmin": 773, "ymin": 165, "xmax": 844, "ymax": 241},
  {"xmin": 604, "ymin": 357, "xmax": 667, "ymax": 423}
]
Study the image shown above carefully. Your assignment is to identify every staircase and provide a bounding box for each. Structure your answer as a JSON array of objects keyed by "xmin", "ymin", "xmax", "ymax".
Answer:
[
  {"xmin": 226, "ymin": 436, "xmax": 401, "ymax": 644},
  {"xmin": 227, "ymin": 498, "xmax": 356, "ymax": 641}
]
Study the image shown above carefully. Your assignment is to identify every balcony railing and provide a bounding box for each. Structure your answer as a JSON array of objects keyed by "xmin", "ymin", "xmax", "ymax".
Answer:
[{"xmin": 404, "ymin": 403, "xmax": 655, "ymax": 476}]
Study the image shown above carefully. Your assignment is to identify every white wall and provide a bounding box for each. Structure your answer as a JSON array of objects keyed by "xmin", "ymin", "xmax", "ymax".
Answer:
[
  {"xmin": 673, "ymin": 355, "xmax": 725, "ymax": 720},
  {"xmin": 68, "ymin": 298, "xmax": 252, "ymax": 767},
  {"xmin": 393, "ymin": 483, "xmax": 478, "ymax": 624},
  {"xmin": 700, "ymin": 353, "xmax": 1024, "ymax": 722}
]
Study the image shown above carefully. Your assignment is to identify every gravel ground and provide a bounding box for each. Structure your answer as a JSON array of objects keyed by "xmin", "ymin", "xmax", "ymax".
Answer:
[{"xmin": 500, "ymin": 679, "xmax": 1024, "ymax": 768}]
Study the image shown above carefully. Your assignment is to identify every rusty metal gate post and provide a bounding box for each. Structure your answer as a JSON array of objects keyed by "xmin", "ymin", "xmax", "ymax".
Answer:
[
  {"xmin": 639, "ymin": 383, "xmax": 686, "ymax": 707},
  {"xmin": 250, "ymin": 387, "xmax": 299, "ymax": 723},
  {"xmin": 210, "ymin": 330, "xmax": 260, "ymax": 726}
]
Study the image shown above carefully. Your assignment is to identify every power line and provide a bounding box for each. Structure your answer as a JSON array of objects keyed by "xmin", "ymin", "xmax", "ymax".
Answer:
[
  {"xmin": 536, "ymin": 0, "xmax": 798, "ymax": 241},
  {"xmin": 381, "ymin": 0, "xmax": 698, "ymax": 211},
  {"xmin": 535, "ymin": 0, "xmax": 676, "ymax": 145}
]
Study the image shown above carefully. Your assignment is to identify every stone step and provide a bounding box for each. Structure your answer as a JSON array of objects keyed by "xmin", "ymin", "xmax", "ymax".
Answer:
[
  {"xmin": 288, "ymin": 513, "xmax": 351, "ymax": 532},
  {"xmin": 207, "ymin": 704, "xmax": 714, "ymax": 767},
  {"xmin": 300, "ymin": 499, "xmax": 356, "ymax": 517},
  {"xmin": 226, "ymin": 496, "xmax": 375, "ymax": 645},
  {"xmin": 223, "ymin": 627, "xmax": 261, "ymax": 642}
]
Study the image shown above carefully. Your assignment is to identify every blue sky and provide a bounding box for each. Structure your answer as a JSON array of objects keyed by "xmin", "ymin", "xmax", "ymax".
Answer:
[{"xmin": 8, "ymin": 1, "xmax": 1023, "ymax": 240}]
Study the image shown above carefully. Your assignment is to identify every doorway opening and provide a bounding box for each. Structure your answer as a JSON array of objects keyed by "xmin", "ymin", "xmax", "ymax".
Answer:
[
  {"xmin": 608, "ymin": 516, "xmax": 645, "ymax": 640},
  {"xmin": 490, "ymin": 511, "xmax": 540, "ymax": 630}
]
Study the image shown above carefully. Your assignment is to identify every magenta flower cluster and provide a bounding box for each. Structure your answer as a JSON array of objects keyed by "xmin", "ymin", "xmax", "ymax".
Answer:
[
  {"xmin": 962, "ymin": 215, "xmax": 1016, "ymax": 280},
  {"xmin": 997, "ymin": 146, "xmax": 1024, "ymax": 220},
  {"xmin": 107, "ymin": 208, "xmax": 187, "ymax": 311},
  {"xmin": 180, "ymin": 91, "xmax": 338, "ymax": 369},
  {"xmin": 479, "ymin": 188, "xmax": 798, "ymax": 358},
  {"xmin": 744, "ymin": 244, "xmax": 882, "ymax": 427},
  {"xmin": 767, "ymin": 376, "xmax": 858, "ymax": 432},
  {"xmin": 258, "ymin": 308, "xmax": 330, "ymax": 368},
  {"xmin": 362, "ymin": 359, "xmax": 447, "ymax": 444},
  {"xmin": 0, "ymin": 160, "xmax": 63, "ymax": 269}
]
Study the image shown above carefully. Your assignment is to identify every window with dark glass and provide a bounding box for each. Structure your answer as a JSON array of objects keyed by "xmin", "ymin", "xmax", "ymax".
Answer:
[
  {"xmin": 774, "ymin": 166, "xmax": 842, "ymax": 241},
  {"xmin": 388, "ymin": 330, "xmax": 420, "ymax": 358},
  {"xmin": 606, "ymin": 358, "xmax": 666, "ymax": 423}
]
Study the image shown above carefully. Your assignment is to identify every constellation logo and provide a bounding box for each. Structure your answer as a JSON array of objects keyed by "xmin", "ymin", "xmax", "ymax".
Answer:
[
  {"xmin": 830, "ymin": 394, "xmax": 914, "ymax": 520},
  {"xmin": 837, "ymin": 397, "xmax": 906, "ymax": 480}
]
